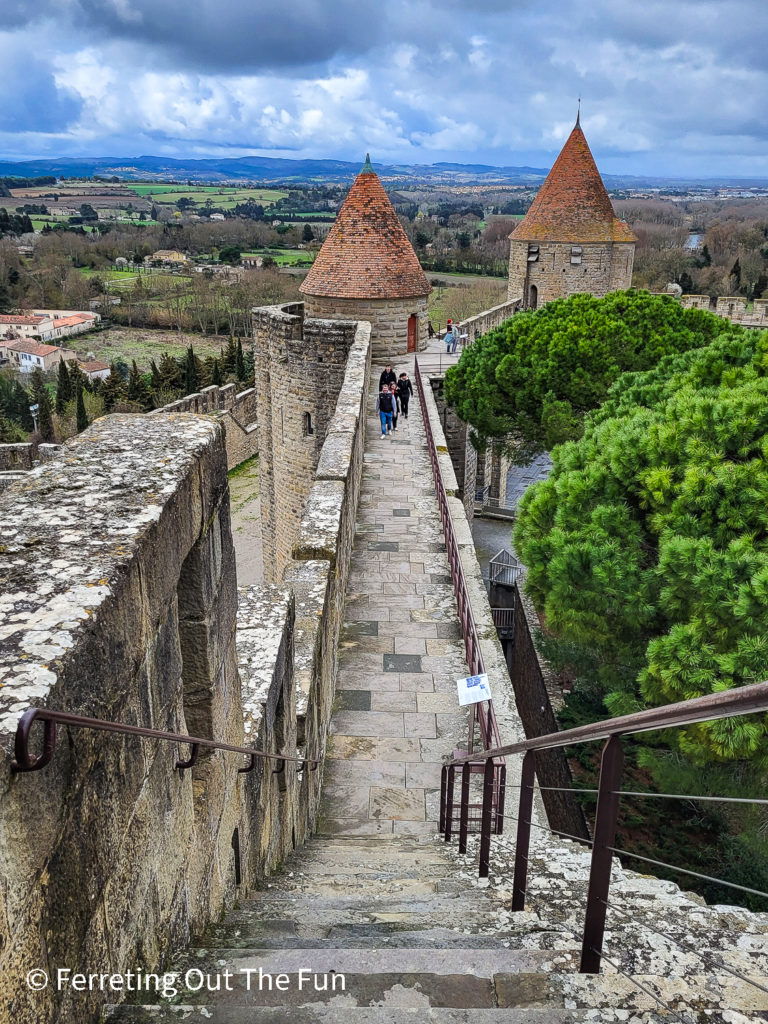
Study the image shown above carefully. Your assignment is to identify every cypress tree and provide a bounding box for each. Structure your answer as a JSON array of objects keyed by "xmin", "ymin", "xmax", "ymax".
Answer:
[
  {"xmin": 184, "ymin": 345, "xmax": 198, "ymax": 395},
  {"xmin": 236, "ymin": 338, "xmax": 246, "ymax": 382},
  {"xmin": 222, "ymin": 336, "xmax": 237, "ymax": 374},
  {"xmin": 126, "ymin": 360, "xmax": 151, "ymax": 409},
  {"xmin": 212, "ymin": 357, "xmax": 222, "ymax": 386},
  {"xmin": 158, "ymin": 352, "xmax": 182, "ymax": 392},
  {"xmin": 55, "ymin": 359, "xmax": 72, "ymax": 414},
  {"xmin": 11, "ymin": 380, "xmax": 34, "ymax": 432},
  {"xmin": 101, "ymin": 362, "xmax": 124, "ymax": 411},
  {"xmin": 150, "ymin": 359, "xmax": 162, "ymax": 392},
  {"xmin": 31, "ymin": 368, "xmax": 55, "ymax": 442},
  {"xmin": 76, "ymin": 385, "xmax": 89, "ymax": 433}
]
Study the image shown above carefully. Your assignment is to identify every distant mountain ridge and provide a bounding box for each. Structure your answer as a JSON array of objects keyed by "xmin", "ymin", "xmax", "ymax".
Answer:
[{"xmin": 0, "ymin": 153, "xmax": 766, "ymax": 189}]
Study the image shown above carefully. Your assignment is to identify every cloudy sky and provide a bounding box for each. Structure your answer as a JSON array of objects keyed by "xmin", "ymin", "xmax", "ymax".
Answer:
[{"xmin": 2, "ymin": 0, "xmax": 767, "ymax": 176}]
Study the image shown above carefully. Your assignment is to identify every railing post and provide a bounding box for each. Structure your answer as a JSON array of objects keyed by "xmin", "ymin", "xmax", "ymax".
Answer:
[
  {"xmin": 444, "ymin": 764, "xmax": 456, "ymax": 842},
  {"xmin": 439, "ymin": 765, "xmax": 448, "ymax": 834},
  {"xmin": 580, "ymin": 734, "xmax": 624, "ymax": 973},
  {"xmin": 478, "ymin": 757, "xmax": 495, "ymax": 877},
  {"xmin": 511, "ymin": 749, "xmax": 535, "ymax": 911},
  {"xmin": 458, "ymin": 762, "xmax": 471, "ymax": 854}
]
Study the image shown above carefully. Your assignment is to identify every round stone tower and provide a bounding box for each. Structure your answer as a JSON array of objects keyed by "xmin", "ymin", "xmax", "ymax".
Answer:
[
  {"xmin": 508, "ymin": 115, "xmax": 636, "ymax": 310},
  {"xmin": 300, "ymin": 155, "xmax": 431, "ymax": 360}
]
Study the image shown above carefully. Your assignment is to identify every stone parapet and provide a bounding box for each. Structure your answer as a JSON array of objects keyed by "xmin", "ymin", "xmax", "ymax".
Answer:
[
  {"xmin": 0, "ymin": 414, "xmax": 309, "ymax": 1024},
  {"xmin": 156, "ymin": 383, "xmax": 258, "ymax": 471},
  {"xmin": 456, "ymin": 298, "xmax": 520, "ymax": 343}
]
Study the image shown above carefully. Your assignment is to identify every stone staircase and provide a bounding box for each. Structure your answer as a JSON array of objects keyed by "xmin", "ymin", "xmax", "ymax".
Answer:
[{"xmin": 104, "ymin": 828, "xmax": 765, "ymax": 1022}]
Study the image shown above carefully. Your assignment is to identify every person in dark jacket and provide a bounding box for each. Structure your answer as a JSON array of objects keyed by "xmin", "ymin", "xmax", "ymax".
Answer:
[
  {"xmin": 379, "ymin": 365, "xmax": 397, "ymax": 389},
  {"xmin": 397, "ymin": 372, "xmax": 413, "ymax": 419},
  {"xmin": 389, "ymin": 382, "xmax": 400, "ymax": 431},
  {"xmin": 375, "ymin": 383, "xmax": 396, "ymax": 437}
]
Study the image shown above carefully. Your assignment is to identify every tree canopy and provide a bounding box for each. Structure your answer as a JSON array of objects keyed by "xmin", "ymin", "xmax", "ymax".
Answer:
[
  {"xmin": 444, "ymin": 290, "xmax": 735, "ymax": 461},
  {"xmin": 514, "ymin": 328, "xmax": 768, "ymax": 761}
]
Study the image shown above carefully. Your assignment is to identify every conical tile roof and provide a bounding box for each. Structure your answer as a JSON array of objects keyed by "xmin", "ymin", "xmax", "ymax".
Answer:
[
  {"xmin": 301, "ymin": 156, "xmax": 431, "ymax": 300},
  {"xmin": 511, "ymin": 121, "xmax": 635, "ymax": 244}
]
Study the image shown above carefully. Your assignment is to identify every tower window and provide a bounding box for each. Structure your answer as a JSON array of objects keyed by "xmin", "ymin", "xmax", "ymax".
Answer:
[
  {"xmin": 570, "ymin": 246, "xmax": 582, "ymax": 265},
  {"xmin": 303, "ymin": 412, "xmax": 314, "ymax": 436},
  {"xmin": 527, "ymin": 244, "xmax": 539, "ymax": 263}
]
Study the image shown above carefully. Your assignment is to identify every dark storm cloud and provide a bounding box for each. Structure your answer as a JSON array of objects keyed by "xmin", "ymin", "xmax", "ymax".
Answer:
[
  {"xmin": 73, "ymin": 0, "xmax": 388, "ymax": 71},
  {"xmin": 0, "ymin": 53, "xmax": 81, "ymax": 132}
]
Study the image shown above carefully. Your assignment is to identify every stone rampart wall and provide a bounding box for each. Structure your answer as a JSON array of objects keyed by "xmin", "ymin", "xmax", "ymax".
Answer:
[
  {"xmin": 157, "ymin": 383, "xmax": 258, "ymax": 470},
  {"xmin": 680, "ymin": 293, "xmax": 768, "ymax": 327},
  {"xmin": 0, "ymin": 416, "xmax": 305, "ymax": 1024},
  {"xmin": 253, "ymin": 303, "xmax": 365, "ymax": 583},
  {"xmin": 456, "ymin": 298, "xmax": 520, "ymax": 342}
]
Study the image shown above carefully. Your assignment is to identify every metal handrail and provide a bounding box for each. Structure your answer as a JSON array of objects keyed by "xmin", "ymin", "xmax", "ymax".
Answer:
[
  {"xmin": 448, "ymin": 679, "xmax": 768, "ymax": 763},
  {"xmin": 414, "ymin": 356, "xmax": 506, "ymax": 876},
  {"xmin": 10, "ymin": 707, "xmax": 319, "ymax": 776},
  {"xmin": 446, "ymin": 678, "xmax": 768, "ymax": 976}
]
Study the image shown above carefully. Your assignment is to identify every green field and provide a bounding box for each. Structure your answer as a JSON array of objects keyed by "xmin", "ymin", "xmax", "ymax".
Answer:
[
  {"xmin": 242, "ymin": 249, "xmax": 315, "ymax": 266},
  {"xmin": 126, "ymin": 185, "xmax": 288, "ymax": 210}
]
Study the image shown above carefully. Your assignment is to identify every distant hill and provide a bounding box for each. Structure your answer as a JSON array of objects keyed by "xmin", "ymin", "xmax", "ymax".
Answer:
[{"xmin": 0, "ymin": 154, "xmax": 766, "ymax": 189}]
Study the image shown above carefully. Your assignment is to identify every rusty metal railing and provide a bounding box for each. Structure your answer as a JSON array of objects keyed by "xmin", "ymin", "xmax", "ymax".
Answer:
[
  {"xmin": 448, "ymin": 680, "xmax": 768, "ymax": 974},
  {"xmin": 10, "ymin": 707, "xmax": 318, "ymax": 776},
  {"xmin": 414, "ymin": 356, "xmax": 506, "ymax": 876}
]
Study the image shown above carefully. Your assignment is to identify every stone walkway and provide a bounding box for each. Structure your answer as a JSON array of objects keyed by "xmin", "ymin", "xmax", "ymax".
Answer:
[{"xmin": 320, "ymin": 360, "xmax": 472, "ymax": 838}]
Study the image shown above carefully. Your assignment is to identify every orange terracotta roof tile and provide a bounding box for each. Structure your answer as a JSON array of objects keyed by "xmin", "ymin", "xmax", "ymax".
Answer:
[
  {"xmin": 511, "ymin": 121, "xmax": 636, "ymax": 244},
  {"xmin": 301, "ymin": 156, "xmax": 431, "ymax": 300}
]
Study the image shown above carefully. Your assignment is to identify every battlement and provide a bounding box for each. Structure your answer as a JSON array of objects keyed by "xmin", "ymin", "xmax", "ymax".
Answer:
[
  {"xmin": 680, "ymin": 292, "xmax": 768, "ymax": 326},
  {"xmin": 157, "ymin": 382, "xmax": 258, "ymax": 469}
]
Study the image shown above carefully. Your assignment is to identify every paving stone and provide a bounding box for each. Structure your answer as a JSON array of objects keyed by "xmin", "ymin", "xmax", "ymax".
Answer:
[
  {"xmin": 404, "ymin": 712, "xmax": 437, "ymax": 738},
  {"xmin": 406, "ymin": 761, "xmax": 445, "ymax": 789},
  {"xmin": 399, "ymin": 672, "xmax": 435, "ymax": 692},
  {"xmin": 367, "ymin": 541, "xmax": 399, "ymax": 551},
  {"xmin": 371, "ymin": 691, "xmax": 417, "ymax": 712},
  {"xmin": 378, "ymin": 738, "xmax": 422, "ymax": 762},
  {"xmin": 336, "ymin": 690, "xmax": 373, "ymax": 712},
  {"xmin": 337, "ymin": 670, "xmax": 401, "ymax": 692},
  {"xmin": 383, "ymin": 653, "xmax": 423, "ymax": 673},
  {"xmin": 330, "ymin": 711, "xmax": 404, "ymax": 737},
  {"xmin": 416, "ymin": 692, "xmax": 459, "ymax": 714},
  {"xmin": 321, "ymin": 785, "xmax": 373, "ymax": 819},
  {"xmin": 370, "ymin": 787, "xmax": 426, "ymax": 821},
  {"xmin": 342, "ymin": 620, "xmax": 379, "ymax": 637},
  {"xmin": 324, "ymin": 759, "xmax": 406, "ymax": 788},
  {"xmin": 393, "ymin": 638, "xmax": 427, "ymax": 655},
  {"xmin": 393, "ymin": 509, "xmax": 411, "ymax": 517},
  {"xmin": 326, "ymin": 735, "xmax": 378, "ymax": 760}
]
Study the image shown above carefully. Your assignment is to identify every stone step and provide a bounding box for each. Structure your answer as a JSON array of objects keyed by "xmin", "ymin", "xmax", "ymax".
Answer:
[
  {"xmin": 195, "ymin": 921, "xmax": 573, "ymax": 951},
  {"xmin": 218, "ymin": 896, "xmax": 512, "ymax": 930},
  {"xmin": 123, "ymin": 965, "xmax": 566, "ymax": 1011},
  {"xmin": 105, "ymin": 1006, "xmax": 582, "ymax": 1023},
  {"xmin": 254, "ymin": 877, "xmax": 470, "ymax": 898},
  {"xmin": 166, "ymin": 946, "xmax": 575, "ymax": 981}
]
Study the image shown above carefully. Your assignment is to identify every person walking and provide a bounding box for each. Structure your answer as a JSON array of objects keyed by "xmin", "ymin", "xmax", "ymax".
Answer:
[
  {"xmin": 389, "ymin": 381, "xmax": 400, "ymax": 431},
  {"xmin": 376, "ymin": 383, "xmax": 395, "ymax": 437},
  {"xmin": 397, "ymin": 372, "xmax": 413, "ymax": 419},
  {"xmin": 444, "ymin": 326, "xmax": 454, "ymax": 355},
  {"xmin": 379, "ymin": 364, "xmax": 397, "ymax": 389},
  {"xmin": 450, "ymin": 328, "xmax": 459, "ymax": 354}
]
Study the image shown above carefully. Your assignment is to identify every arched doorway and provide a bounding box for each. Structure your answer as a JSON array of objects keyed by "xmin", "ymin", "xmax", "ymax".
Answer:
[
  {"xmin": 529, "ymin": 284, "xmax": 538, "ymax": 310},
  {"xmin": 407, "ymin": 314, "xmax": 417, "ymax": 352}
]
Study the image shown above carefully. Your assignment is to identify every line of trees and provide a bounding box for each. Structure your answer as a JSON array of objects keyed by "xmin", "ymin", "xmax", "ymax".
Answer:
[{"xmin": 0, "ymin": 336, "xmax": 253, "ymax": 444}]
